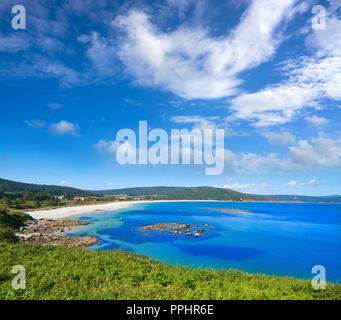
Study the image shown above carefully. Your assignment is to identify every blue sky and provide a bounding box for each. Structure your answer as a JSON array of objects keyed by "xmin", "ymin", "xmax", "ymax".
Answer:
[{"xmin": 0, "ymin": 0, "xmax": 341, "ymax": 195}]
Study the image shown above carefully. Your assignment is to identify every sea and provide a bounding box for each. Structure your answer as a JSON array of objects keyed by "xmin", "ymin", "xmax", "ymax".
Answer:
[{"xmin": 65, "ymin": 201, "xmax": 341, "ymax": 282}]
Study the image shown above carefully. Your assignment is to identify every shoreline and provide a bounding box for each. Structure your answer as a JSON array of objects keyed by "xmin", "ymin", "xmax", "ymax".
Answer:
[
  {"xmin": 26, "ymin": 201, "xmax": 137, "ymax": 220},
  {"xmin": 25, "ymin": 199, "xmax": 341, "ymax": 220},
  {"xmin": 25, "ymin": 200, "xmax": 227, "ymax": 220},
  {"xmin": 16, "ymin": 219, "xmax": 99, "ymax": 247}
]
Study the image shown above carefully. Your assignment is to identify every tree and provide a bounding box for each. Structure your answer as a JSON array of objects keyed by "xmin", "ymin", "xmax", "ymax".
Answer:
[
  {"xmin": 34, "ymin": 200, "xmax": 41, "ymax": 208},
  {"xmin": 3, "ymin": 197, "xmax": 13, "ymax": 208}
]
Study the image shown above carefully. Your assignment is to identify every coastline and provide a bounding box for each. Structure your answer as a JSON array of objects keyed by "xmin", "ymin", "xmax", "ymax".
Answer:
[
  {"xmin": 25, "ymin": 199, "xmax": 341, "ymax": 220},
  {"xmin": 25, "ymin": 201, "xmax": 136, "ymax": 220},
  {"xmin": 25, "ymin": 200, "xmax": 225, "ymax": 220}
]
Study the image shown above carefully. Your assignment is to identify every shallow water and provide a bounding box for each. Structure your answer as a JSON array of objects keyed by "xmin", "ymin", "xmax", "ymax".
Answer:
[{"xmin": 65, "ymin": 201, "xmax": 341, "ymax": 282}]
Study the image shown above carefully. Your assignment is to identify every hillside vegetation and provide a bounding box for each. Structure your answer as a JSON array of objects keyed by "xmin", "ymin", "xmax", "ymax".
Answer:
[
  {"xmin": 0, "ymin": 178, "xmax": 92, "ymax": 197},
  {"xmin": 1, "ymin": 242, "xmax": 340, "ymax": 300},
  {"xmin": 272, "ymin": 194, "xmax": 341, "ymax": 203},
  {"xmin": 92, "ymin": 186, "xmax": 274, "ymax": 201},
  {"xmin": 0, "ymin": 189, "xmax": 64, "ymax": 212},
  {"xmin": 2, "ymin": 178, "xmax": 341, "ymax": 203}
]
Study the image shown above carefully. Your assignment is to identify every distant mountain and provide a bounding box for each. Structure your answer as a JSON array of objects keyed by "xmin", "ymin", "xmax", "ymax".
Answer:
[
  {"xmin": 91, "ymin": 186, "xmax": 275, "ymax": 201},
  {"xmin": 0, "ymin": 178, "xmax": 93, "ymax": 197},
  {"xmin": 93, "ymin": 186, "xmax": 341, "ymax": 202},
  {"xmin": 93, "ymin": 186, "xmax": 181, "ymax": 196},
  {"xmin": 1, "ymin": 178, "xmax": 340, "ymax": 202},
  {"xmin": 270, "ymin": 194, "xmax": 341, "ymax": 203}
]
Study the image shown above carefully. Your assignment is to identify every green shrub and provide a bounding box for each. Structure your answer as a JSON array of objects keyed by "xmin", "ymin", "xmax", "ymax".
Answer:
[
  {"xmin": 0, "ymin": 209, "xmax": 32, "ymax": 229},
  {"xmin": 0, "ymin": 227, "xmax": 18, "ymax": 243},
  {"xmin": 0, "ymin": 243, "xmax": 340, "ymax": 300},
  {"xmin": 0, "ymin": 209, "xmax": 30, "ymax": 244}
]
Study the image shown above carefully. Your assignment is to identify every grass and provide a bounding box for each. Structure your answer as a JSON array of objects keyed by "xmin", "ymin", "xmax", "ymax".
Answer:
[
  {"xmin": 0, "ymin": 209, "xmax": 340, "ymax": 300},
  {"xmin": 0, "ymin": 243, "xmax": 340, "ymax": 300}
]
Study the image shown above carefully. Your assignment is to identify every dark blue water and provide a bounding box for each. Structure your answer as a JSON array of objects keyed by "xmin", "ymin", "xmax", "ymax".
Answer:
[{"xmin": 66, "ymin": 201, "xmax": 341, "ymax": 282}]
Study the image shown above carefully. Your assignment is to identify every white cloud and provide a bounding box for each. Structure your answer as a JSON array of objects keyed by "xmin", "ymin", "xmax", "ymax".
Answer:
[
  {"xmin": 0, "ymin": 34, "xmax": 30, "ymax": 52},
  {"xmin": 78, "ymin": 32, "xmax": 118, "ymax": 78},
  {"xmin": 95, "ymin": 132, "xmax": 341, "ymax": 174},
  {"xmin": 114, "ymin": 0, "xmax": 301, "ymax": 99},
  {"xmin": 24, "ymin": 120, "xmax": 46, "ymax": 129},
  {"xmin": 171, "ymin": 115, "xmax": 219, "ymax": 132},
  {"xmin": 305, "ymin": 115, "xmax": 328, "ymax": 126},
  {"xmin": 225, "ymin": 151, "xmax": 295, "ymax": 173},
  {"xmin": 307, "ymin": 178, "xmax": 321, "ymax": 185},
  {"xmin": 284, "ymin": 179, "xmax": 322, "ymax": 187},
  {"xmin": 49, "ymin": 120, "xmax": 80, "ymax": 136},
  {"xmin": 107, "ymin": 182, "xmax": 113, "ymax": 186},
  {"xmin": 60, "ymin": 180, "xmax": 70, "ymax": 185},
  {"xmin": 3, "ymin": 57, "xmax": 80, "ymax": 88},
  {"xmin": 48, "ymin": 103, "xmax": 63, "ymax": 110},
  {"xmin": 223, "ymin": 182, "xmax": 272, "ymax": 193},
  {"xmin": 228, "ymin": 55, "xmax": 341, "ymax": 126},
  {"xmin": 267, "ymin": 131, "xmax": 296, "ymax": 146},
  {"xmin": 170, "ymin": 115, "xmax": 238, "ymax": 137},
  {"xmin": 223, "ymin": 134, "xmax": 341, "ymax": 173},
  {"xmin": 224, "ymin": 183, "xmax": 256, "ymax": 190},
  {"xmin": 227, "ymin": 6, "xmax": 341, "ymax": 127},
  {"xmin": 307, "ymin": 15, "xmax": 341, "ymax": 59},
  {"xmin": 229, "ymin": 84, "xmax": 316, "ymax": 127},
  {"xmin": 289, "ymin": 137, "xmax": 341, "ymax": 167},
  {"xmin": 94, "ymin": 140, "xmax": 120, "ymax": 154}
]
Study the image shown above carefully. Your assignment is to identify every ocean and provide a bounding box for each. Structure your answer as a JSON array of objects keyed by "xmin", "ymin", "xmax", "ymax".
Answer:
[{"xmin": 65, "ymin": 201, "xmax": 341, "ymax": 282}]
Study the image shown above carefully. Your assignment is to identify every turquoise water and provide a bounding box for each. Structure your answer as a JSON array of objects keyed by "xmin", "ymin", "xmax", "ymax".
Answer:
[{"xmin": 66, "ymin": 201, "xmax": 341, "ymax": 282}]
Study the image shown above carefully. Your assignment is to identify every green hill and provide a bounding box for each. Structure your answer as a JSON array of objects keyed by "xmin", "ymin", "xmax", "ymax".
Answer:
[
  {"xmin": 269, "ymin": 194, "xmax": 341, "ymax": 203},
  {"xmin": 92, "ymin": 186, "xmax": 275, "ymax": 201},
  {"xmin": 1, "ymin": 178, "xmax": 340, "ymax": 202},
  {"xmin": 0, "ymin": 178, "xmax": 93, "ymax": 197}
]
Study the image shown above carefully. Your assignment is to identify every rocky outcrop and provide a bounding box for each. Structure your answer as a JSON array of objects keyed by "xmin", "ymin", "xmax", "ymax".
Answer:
[
  {"xmin": 138, "ymin": 223, "xmax": 211, "ymax": 237},
  {"xmin": 15, "ymin": 219, "xmax": 98, "ymax": 247}
]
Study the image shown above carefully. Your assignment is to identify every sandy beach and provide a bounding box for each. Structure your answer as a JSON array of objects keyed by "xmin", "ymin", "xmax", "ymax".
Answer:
[
  {"xmin": 25, "ymin": 200, "xmax": 225, "ymax": 220},
  {"xmin": 26, "ymin": 201, "xmax": 138, "ymax": 220}
]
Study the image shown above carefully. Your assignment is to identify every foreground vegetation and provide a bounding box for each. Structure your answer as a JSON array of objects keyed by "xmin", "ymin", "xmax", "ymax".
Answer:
[
  {"xmin": 1, "ymin": 208, "xmax": 340, "ymax": 300},
  {"xmin": 1, "ymin": 242, "xmax": 340, "ymax": 300}
]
